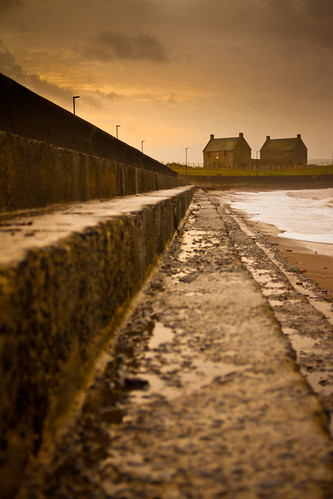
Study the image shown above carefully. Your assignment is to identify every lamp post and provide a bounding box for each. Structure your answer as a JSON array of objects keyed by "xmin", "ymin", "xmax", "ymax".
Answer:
[
  {"xmin": 116, "ymin": 125, "xmax": 121, "ymax": 139},
  {"xmin": 141, "ymin": 140, "xmax": 145, "ymax": 153},
  {"xmin": 185, "ymin": 148, "xmax": 188, "ymax": 176},
  {"xmin": 72, "ymin": 95, "xmax": 80, "ymax": 115}
]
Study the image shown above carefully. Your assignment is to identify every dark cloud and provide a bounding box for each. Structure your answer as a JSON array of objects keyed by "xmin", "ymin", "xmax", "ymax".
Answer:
[
  {"xmin": 186, "ymin": 0, "xmax": 333, "ymax": 54},
  {"xmin": 0, "ymin": 40, "xmax": 25, "ymax": 80},
  {"xmin": 0, "ymin": 0, "xmax": 23, "ymax": 10},
  {"xmin": 0, "ymin": 41, "xmax": 123, "ymax": 113},
  {"xmin": 85, "ymin": 30, "xmax": 169, "ymax": 62},
  {"xmin": 301, "ymin": 0, "xmax": 333, "ymax": 49},
  {"xmin": 257, "ymin": 0, "xmax": 333, "ymax": 50},
  {"xmin": 0, "ymin": 41, "xmax": 73, "ymax": 106}
]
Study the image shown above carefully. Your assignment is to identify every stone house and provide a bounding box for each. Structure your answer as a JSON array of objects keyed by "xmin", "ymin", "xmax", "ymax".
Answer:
[
  {"xmin": 203, "ymin": 133, "xmax": 251, "ymax": 169},
  {"xmin": 260, "ymin": 134, "xmax": 307, "ymax": 169}
]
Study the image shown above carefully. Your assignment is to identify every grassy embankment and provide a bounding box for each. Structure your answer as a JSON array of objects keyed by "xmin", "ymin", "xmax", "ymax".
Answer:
[{"xmin": 168, "ymin": 164, "xmax": 333, "ymax": 177}]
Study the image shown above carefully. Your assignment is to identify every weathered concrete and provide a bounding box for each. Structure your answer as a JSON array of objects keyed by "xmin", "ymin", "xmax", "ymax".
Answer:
[
  {"xmin": 20, "ymin": 190, "xmax": 333, "ymax": 498},
  {"xmin": 0, "ymin": 186, "xmax": 194, "ymax": 498},
  {"xmin": 0, "ymin": 131, "xmax": 188, "ymax": 213},
  {"xmin": 184, "ymin": 173, "xmax": 333, "ymax": 191},
  {"xmin": 0, "ymin": 73, "xmax": 176, "ymax": 177}
]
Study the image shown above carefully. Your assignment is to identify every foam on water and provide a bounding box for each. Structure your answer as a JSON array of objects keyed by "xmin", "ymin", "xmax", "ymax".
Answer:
[{"xmin": 226, "ymin": 188, "xmax": 333, "ymax": 252}]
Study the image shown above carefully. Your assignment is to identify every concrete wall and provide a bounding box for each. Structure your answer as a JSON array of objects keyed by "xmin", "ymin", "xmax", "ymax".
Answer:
[
  {"xmin": 0, "ymin": 131, "xmax": 188, "ymax": 213},
  {"xmin": 0, "ymin": 73, "xmax": 195, "ymax": 497},
  {"xmin": 0, "ymin": 187, "xmax": 195, "ymax": 498},
  {"xmin": 184, "ymin": 174, "xmax": 333, "ymax": 190},
  {"xmin": 0, "ymin": 73, "xmax": 176, "ymax": 178}
]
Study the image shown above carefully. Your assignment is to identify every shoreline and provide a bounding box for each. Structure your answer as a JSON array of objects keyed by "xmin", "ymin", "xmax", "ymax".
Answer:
[{"xmin": 243, "ymin": 217, "xmax": 333, "ymax": 302}]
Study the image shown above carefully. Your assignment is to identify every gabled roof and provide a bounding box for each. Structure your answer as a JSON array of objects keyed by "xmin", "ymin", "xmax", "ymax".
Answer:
[
  {"xmin": 204, "ymin": 137, "xmax": 239, "ymax": 152},
  {"xmin": 261, "ymin": 136, "xmax": 305, "ymax": 152}
]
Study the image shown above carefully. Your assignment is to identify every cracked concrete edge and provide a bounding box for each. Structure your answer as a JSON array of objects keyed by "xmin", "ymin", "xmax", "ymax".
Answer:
[
  {"xmin": 0, "ymin": 131, "xmax": 189, "ymax": 213},
  {"xmin": 22, "ymin": 188, "xmax": 333, "ymax": 498},
  {"xmin": 0, "ymin": 186, "xmax": 195, "ymax": 498},
  {"xmin": 207, "ymin": 191, "xmax": 333, "ymax": 434}
]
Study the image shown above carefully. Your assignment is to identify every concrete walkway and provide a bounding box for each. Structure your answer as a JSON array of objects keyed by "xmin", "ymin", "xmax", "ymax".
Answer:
[{"xmin": 22, "ymin": 190, "xmax": 333, "ymax": 498}]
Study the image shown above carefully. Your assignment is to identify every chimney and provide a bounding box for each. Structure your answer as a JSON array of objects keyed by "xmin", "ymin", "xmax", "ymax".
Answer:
[
  {"xmin": 239, "ymin": 132, "xmax": 243, "ymax": 138},
  {"xmin": 210, "ymin": 134, "xmax": 214, "ymax": 140},
  {"xmin": 297, "ymin": 134, "xmax": 301, "ymax": 139},
  {"xmin": 266, "ymin": 135, "xmax": 270, "ymax": 141}
]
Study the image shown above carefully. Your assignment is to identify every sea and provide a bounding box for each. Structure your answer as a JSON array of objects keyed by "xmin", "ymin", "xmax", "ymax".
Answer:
[{"xmin": 224, "ymin": 188, "xmax": 333, "ymax": 256}]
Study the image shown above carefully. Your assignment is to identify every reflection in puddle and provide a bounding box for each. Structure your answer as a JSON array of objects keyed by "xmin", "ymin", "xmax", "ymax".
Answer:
[
  {"xmin": 171, "ymin": 269, "xmax": 190, "ymax": 280},
  {"xmin": 130, "ymin": 357, "xmax": 248, "ymax": 404},
  {"xmin": 262, "ymin": 288, "xmax": 286, "ymax": 297},
  {"xmin": 148, "ymin": 322, "xmax": 174, "ymax": 349},
  {"xmin": 282, "ymin": 326, "xmax": 333, "ymax": 414},
  {"xmin": 241, "ymin": 258, "xmax": 287, "ymax": 299},
  {"xmin": 288, "ymin": 335, "xmax": 318, "ymax": 353},
  {"xmin": 178, "ymin": 229, "xmax": 206, "ymax": 262},
  {"xmin": 178, "ymin": 229, "xmax": 220, "ymax": 262},
  {"xmin": 306, "ymin": 372, "xmax": 333, "ymax": 396},
  {"xmin": 269, "ymin": 300, "xmax": 284, "ymax": 307},
  {"xmin": 283, "ymin": 326, "xmax": 319, "ymax": 354}
]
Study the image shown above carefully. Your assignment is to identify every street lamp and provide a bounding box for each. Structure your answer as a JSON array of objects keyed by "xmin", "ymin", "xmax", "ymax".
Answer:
[
  {"xmin": 185, "ymin": 147, "xmax": 188, "ymax": 176},
  {"xmin": 73, "ymin": 95, "xmax": 80, "ymax": 115},
  {"xmin": 141, "ymin": 140, "xmax": 145, "ymax": 153},
  {"xmin": 116, "ymin": 125, "xmax": 121, "ymax": 139}
]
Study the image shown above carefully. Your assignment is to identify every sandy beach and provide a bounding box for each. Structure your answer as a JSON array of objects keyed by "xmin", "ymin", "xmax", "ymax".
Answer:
[
  {"xmin": 246, "ymin": 218, "xmax": 333, "ymax": 302},
  {"xmin": 217, "ymin": 188, "xmax": 333, "ymax": 303}
]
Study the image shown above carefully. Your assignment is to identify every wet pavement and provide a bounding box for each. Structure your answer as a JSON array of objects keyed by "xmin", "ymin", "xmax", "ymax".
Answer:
[
  {"xmin": 210, "ymin": 191, "xmax": 333, "ymax": 433},
  {"xmin": 21, "ymin": 190, "xmax": 333, "ymax": 498}
]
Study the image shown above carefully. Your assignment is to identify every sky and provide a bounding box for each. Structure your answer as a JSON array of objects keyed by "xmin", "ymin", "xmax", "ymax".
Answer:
[{"xmin": 0, "ymin": 0, "xmax": 332, "ymax": 164}]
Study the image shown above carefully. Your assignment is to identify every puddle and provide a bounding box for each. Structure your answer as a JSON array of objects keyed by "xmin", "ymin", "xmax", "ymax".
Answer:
[
  {"xmin": 130, "ymin": 358, "xmax": 248, "ymax": 404},
  {"xmin": 241, "ymin": 257, "xmax": 255, "ymax": 266},
  {"xmin": 148, "ymin": 322, "xmax": 174, "ymax": 349},
  {"xmin": 231, "ymin": 210, "xmax": 333, "ymax": 327},
  {"xmin": 171, "ymin": 269, "xmax": 190, "ymax": 280},
  {"xmin": 178, "ymin": 229, "xmax": 220, "ymax": 262},
  {"xmin": 262, "ymin": 288, "xmax": 286, "ymax": 297},
  {"xmin": 254, "ymin": 241, "xmax": 333, "ymax": 327},
  {"xmin": 306, "ymin": 372, "xmax": 333, "ymax": 396},
  {"xmin": 269, "ymin": 300, "xmax": 284, "ymax": 307},
  {"xmin": 283, "ymin": 328, "xmax": 318, "ymax": 353},
  {"xmin": 178, "ymin": 229, "xmax": 207, "ymax": 262}
]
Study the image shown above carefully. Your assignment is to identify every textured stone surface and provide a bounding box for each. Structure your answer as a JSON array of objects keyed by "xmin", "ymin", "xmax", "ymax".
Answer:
[
  {"xmin": 0, "ymin": 131, "xmax": 187, "ymax": 212},
  {"xmin": 0, "ymin": 187, "xmax": 194, "ymax": 498},
  {"xmin": 20, "ymin": 190, "xmax": 333, "ymax": 498},
  {"xmin": 209, "ymin": 190, "xmax": 333, "ymax": 433}
]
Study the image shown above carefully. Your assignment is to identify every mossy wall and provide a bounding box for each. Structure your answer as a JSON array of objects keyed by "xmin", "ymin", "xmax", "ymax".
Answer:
[
  {"xmin": 0, "ymin": 187, "xmax": 195, "ymax": 497},
  {"xmin": 0, "ymin": 131, "xmax": 188, "ymax": 213},
  {"xmin": 0, "ymin": 73, "xmax": 176, "ymax": 178}
]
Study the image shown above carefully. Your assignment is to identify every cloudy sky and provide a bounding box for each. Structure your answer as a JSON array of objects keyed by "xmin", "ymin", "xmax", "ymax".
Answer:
[{"xmin": 0, "ymin": 0, "xmax": 332, "ymax": 163}]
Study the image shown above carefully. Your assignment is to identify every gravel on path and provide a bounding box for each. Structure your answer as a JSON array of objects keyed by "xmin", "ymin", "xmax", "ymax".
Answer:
[{"xmin": 21, "ymin": 189, "xmax": 333, "ymax": 499}]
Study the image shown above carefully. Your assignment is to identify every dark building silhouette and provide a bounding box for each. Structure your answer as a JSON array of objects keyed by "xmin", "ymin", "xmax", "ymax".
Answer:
[
  {"xmin": 260, "ymin": 134, "xmax": 307, "ymax": 169},
  {"xmin": 203, "ymin": 132, "xmax": 251, "ymax": 169}
]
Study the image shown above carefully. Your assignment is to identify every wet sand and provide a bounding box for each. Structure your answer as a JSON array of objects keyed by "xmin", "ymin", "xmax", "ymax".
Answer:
[{"xmin": 247, "ymin": 219, "xmax": 333, "ymax": 301}]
